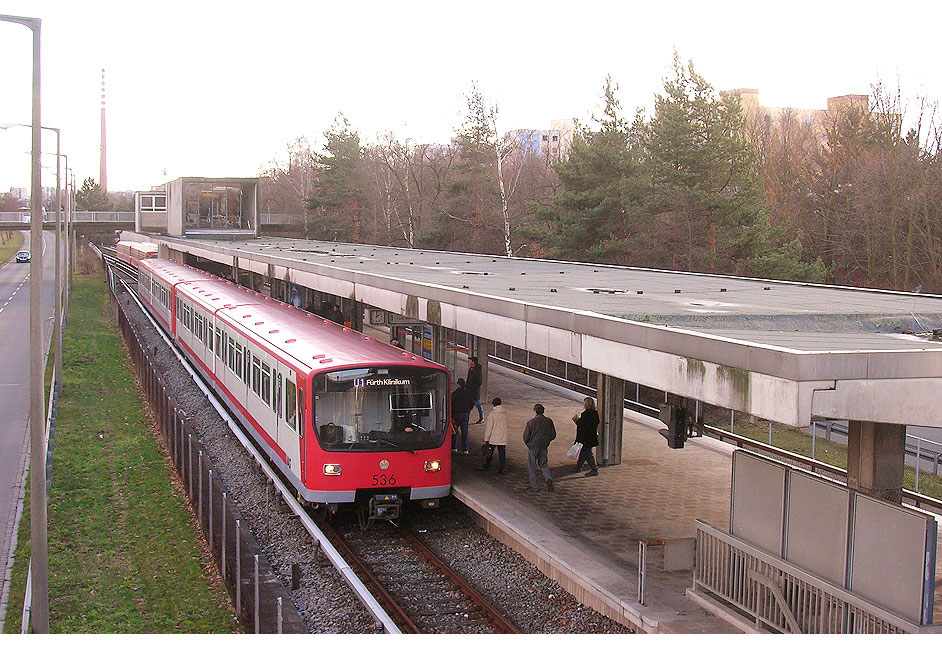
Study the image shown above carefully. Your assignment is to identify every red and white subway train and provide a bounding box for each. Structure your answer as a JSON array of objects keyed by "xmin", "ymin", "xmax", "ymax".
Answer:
[
  {"xmin": 136, "ymin": 258, "xmax": 451, "ymax": 520},
  {"xmin": 116, "ymin": 240, "xmax": 159, "ymax": 267}
]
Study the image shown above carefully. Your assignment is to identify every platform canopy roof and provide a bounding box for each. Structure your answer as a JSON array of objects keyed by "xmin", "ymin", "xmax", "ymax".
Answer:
[{"xmin": 144, "ymin": 235, "xmax": 942, "ymax": 428}]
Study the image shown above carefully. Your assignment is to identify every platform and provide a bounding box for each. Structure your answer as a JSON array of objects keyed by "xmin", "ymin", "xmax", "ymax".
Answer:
[{"xmin": 449, "ymin": 364, "xmax": 747, "ymax": 633}]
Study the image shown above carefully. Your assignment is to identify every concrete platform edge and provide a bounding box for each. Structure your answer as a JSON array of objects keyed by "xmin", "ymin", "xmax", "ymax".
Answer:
[
  {"xmin": 451, "ymin": 483, "xmax": 659, "ymax": 633},
  {"xmin": 684, "ymin": 587, "xmax": 765, "ymax": 634}
]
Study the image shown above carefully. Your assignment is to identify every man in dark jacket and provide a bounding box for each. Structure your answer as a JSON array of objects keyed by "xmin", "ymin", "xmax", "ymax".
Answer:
[
  {"xmin": 466, "ymin": 356, "xmax": 484, "ymax": 423},
  {"xmin": 572, "ymin": 397, "xmax": 600, "ymax": 476},
  {"xmin": 450, "ymin": 378, "xmax": 474, "ymax": 454},
  {"xmin": 522, "ymin": 404, "xmax": 556, "ymax": 491}
]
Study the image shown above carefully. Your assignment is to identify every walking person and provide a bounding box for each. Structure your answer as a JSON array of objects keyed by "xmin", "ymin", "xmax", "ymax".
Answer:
[
  {"xmin": 572, "ymin": 397, "xmax": 600, "ymax": 476},
  {"xmin": 467, "ymin": 356, "xmax": 484, "ymax": 423},
  {"xmin": 522, "ymin": 404, "xmax": 556, "ymax": 492},
  {"xmin": 482, "ymin": 397, "xmax": 508, "ymax": 474},
  {"xmin": 450, "ymin": 378, "xmax": 474, "ymax": 454}
]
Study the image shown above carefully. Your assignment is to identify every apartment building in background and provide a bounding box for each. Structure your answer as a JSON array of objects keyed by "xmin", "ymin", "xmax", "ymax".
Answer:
[{"xmin": 722, "ymin": 88, "xmax": 870, "ymax": 138}]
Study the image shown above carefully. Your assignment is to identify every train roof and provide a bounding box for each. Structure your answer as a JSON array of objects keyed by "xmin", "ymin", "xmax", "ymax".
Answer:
[
  {"xmin": 139, "ymin": 258, "xmax": 443, "ymax": 376},
  {"xmin": 118, "ymin": 240, "xmax": 159, "ymax": 253}
]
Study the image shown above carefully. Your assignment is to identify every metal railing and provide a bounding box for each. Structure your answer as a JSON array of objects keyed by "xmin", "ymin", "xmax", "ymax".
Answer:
[
  {"xmin": 20, "ymin": 368, "xmax": 58, "ymax": 633},
  {"xmin": 0, "ymin": 211, "xmax": 134, "ymax": 223},
  {"xmin": 259, "ymin": 213, "xmax": 304, "ymax": 225},
  {"xmin": 693, "ymin": 521, "xmax": 938, "ymax": 634},
  {"xmin": 71, "ymin": 211, "xmax": 134, "ymax": 223}
]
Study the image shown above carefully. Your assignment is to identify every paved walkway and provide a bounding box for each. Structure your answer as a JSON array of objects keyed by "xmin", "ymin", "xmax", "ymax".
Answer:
[{"xmin": 450, "ymin": 363, "xmax": 742, "ymax": 633}]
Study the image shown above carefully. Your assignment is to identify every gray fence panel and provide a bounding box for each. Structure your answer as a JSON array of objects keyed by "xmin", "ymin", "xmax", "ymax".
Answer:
[
  {"xmin": 850, "ymin": 495, "xmax": 936, "ymax": 625},
  {"xmin": 731, "ymin": 450, "xmax": 786, "ymax": 557},
  {"xmin": 784, "ymin": 470, "xmax": 849, "ymax": 587}
]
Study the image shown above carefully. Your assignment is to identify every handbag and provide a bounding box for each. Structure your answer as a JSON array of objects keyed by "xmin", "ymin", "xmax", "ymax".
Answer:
[{"xmin": 566, "ymin": 442, "xmax": 582, "ymax": 460}]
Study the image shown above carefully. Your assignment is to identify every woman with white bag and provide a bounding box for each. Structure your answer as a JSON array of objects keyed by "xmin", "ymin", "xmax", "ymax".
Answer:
[
  {"xmin": 571, "ymin": 397, "xmax": 600, "ymax": 476},
  {"xmin": 482, "ymin": 397, "xmax": 509, "ymax": 474}
]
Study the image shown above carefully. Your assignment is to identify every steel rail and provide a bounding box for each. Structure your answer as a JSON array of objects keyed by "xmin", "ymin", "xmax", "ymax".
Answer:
[
  {"xmin": 401, "ymin": 527, "xmax": 521, "ymax": 633},
  {"xmin": 319, "ymin": 518, "xmax": 521, "ymax": 634},
  {"xmin": 318, "ymin": 520, "xmax": 421, "ymax": 634},
  {"xmin": 108, "ymin": 266, "xmax": 401, "ymax": 634}
]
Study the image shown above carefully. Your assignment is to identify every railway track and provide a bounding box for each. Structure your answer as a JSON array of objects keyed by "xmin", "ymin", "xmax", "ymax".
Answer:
[
  {"xmin": 101, "ymin": 251, "xmax": 520, "ymax": 633},
  {"xmin": 320, "ymin": 517, "xmax": 520, "ymax": 634}
]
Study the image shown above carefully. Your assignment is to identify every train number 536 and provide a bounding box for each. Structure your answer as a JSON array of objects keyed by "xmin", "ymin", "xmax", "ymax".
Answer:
[{"xmin": 371, "ymin": 474, "xmax": 396, "ymax": 486}]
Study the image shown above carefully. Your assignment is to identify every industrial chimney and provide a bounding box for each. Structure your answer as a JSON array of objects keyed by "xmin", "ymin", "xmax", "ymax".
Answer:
[{"xmin": 100, "ymin": 68, "xmax": 108, "ymax": 195}]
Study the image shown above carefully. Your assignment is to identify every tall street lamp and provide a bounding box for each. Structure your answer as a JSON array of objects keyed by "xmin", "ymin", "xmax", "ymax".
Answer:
[
  {"xmin": 0, "ymin": 12, "xmax": 47, "ymax": 634},
  {"xmin": 9, "ymin": 129, "xmax": 65, "ymax": 397}
]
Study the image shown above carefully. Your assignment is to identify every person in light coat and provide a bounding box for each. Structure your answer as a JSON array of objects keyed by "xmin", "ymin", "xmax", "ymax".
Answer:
[{"xmin": 482, "ymin": 397, "xmax": 508, "ymax": 474}]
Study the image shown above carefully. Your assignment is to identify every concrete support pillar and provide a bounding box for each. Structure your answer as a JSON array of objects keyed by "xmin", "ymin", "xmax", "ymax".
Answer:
[
  {"xmin": 596, "ymin": 373, "xmax": 625, "ymax": 466},
  {"xmin": 847, "ymin": 420, "xmax": 905, "ymax": 503},
  {"xmin": 470, "ymin": 336, "xmax": 490, "ymax": 403}
]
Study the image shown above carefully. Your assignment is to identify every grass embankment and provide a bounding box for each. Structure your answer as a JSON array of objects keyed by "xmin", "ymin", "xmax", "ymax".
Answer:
[
  {"xmin": 0, "ymin": 231, "xmax": 25, "ymax": 265},
  {"xmin": 3, "ymin": 272, "xmax": 240, "ymax": 633},
  {"xmin": 734, "ymin": 420, "xmax": 942, "ymax": 500}
]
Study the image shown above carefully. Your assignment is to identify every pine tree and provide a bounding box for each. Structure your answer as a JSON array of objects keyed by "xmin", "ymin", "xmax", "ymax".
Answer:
[
  {"xmin": 642, "ymin": 53, "xmax": 769, "ymax": 274},
  {"xmin": 75, "ymin": 177, "xmax": 112, "ymax": 211},
  {"xmin": 537, "ymin": 76, "xmax": 643, "ymax": 265},
  {"xmin": 305, "ymin": 114, "xmax": 363, "ymax": 242}
]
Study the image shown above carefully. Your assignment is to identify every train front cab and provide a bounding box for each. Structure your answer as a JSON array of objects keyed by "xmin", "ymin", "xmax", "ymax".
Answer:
[{"xmin": 303, "ymin": 363, "xmax": 451, "ymax": 522}]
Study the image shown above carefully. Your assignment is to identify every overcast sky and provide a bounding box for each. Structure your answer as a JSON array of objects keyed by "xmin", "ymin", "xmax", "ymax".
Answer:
[{"xmin": 2, "ymin": 0, "xmax": 940, "ymax": 194}]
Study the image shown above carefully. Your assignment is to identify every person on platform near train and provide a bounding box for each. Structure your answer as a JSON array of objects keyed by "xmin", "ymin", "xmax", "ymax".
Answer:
[
  {"xmin": 327, "ymin": 303, "xmax": 345, "ymax": 325},
  {"xmin": 572, "ymin": 396, "xmax": 601, "ymax": 477},
  {"xmin": 522, "ymin": 403, "xmax": 556, "ymax": 492},
  {"xmin": 466, "ymin": 356, "xmax": 484, "ymax": 423},
  {"xmin": 482, "ymin": 397, "xmax": 508, "ymax": 474},
  {"xmin": 450, "ymin": 378, "xmax": 474, "ymax": 454}
]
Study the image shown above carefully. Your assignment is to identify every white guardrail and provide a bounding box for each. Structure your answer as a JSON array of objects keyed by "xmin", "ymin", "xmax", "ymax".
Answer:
[{"xmin": 693, "ymin": 520, "xmax": 941, "ymax": 634}]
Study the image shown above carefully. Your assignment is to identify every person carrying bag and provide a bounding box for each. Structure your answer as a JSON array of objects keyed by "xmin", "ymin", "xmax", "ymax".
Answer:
[{"xmin": 571, "ymin": 397, "xmax": 600, "ymax": 476}]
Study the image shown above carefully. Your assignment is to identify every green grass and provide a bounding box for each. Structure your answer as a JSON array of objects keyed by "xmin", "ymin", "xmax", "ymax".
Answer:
[
  {"xmin": 0, "ymin": 231, "xmax": 25, "ymax": 265},
  {"xmin": 3, "ymin": 272, "xmax": 240, "ymax": 633},
  {"xmin": 735, "ymin": 420, "xmax": 942, "ymax": 500}
]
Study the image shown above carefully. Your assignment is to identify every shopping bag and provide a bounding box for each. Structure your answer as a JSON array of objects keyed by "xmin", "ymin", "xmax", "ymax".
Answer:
[{"xmin": 566, "ymin": 443, "xmax": 582, "ymax": 460}]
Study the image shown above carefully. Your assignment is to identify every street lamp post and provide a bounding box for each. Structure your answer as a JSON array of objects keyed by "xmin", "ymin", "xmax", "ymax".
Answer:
[{"xmin": 0, "ymin": 12, "xmax": 47, "ymax": 633}]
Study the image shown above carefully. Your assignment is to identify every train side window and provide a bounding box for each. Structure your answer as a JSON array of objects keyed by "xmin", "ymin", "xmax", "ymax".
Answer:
[
  {"xmin": 227, "ymin": 336, "xmax": 236, "ymax": 372},
  {"xmin": 252, "ymin": 356, "xmax": 261, "ymax": 395},
  {"xmin": 235, "ymin": 343, "xmax": 244, "ymax": 381},
  {"xmin": 207, "ymin": 321, "xmax": 214, "ymax": 353},
  {"xmin": 285, "ymin": 379, "xmax": 296, "ymax": 430},
  {"xmin": 261, "ymin": 362, "xmax": 272, "ymax": 406},
  {"xmin": 244, "ymin": 348, "xmax": 252, "ymax": 382},
  {"xmin": 215, "ymin": 328, "xmax": 223, "ymax": 360}
]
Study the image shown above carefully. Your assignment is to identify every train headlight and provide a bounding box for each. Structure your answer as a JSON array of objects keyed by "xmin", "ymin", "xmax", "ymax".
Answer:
[
  {"xmin": 323, "ymin": 463, "xmax": 342, "ymax": 476},
  {"xmin": 424, "ymin": 460, "xmax": 441, "ymax": 472}
]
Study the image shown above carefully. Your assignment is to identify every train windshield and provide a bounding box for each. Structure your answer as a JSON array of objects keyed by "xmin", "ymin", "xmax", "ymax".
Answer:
[{"xmin": 312, "ymin": 366, "xmax": 448, "ymax": 452}]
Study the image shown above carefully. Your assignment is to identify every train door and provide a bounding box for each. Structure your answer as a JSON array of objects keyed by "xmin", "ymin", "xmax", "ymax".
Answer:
[{"xmin": 273, "ymin": 362, "xmax": 302, "ymax": 478}]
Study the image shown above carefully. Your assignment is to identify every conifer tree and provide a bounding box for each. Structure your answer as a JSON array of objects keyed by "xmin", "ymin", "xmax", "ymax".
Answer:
[
  {"xmin": 537, "ymin": 76, "xmax": 644, "ymax": 265},
  {"xmin": 75, "ymin": 177, "xmax": 112, "ymax": 211},
  {"xmin": 305, "ymin": 114, "xmax": 363, "ymax": 242}
]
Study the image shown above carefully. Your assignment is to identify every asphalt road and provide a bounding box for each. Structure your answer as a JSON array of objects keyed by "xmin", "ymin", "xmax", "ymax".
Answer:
[{"xmin": 0, "ymin": 229, "xmax": 56, "ymax": 618}]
